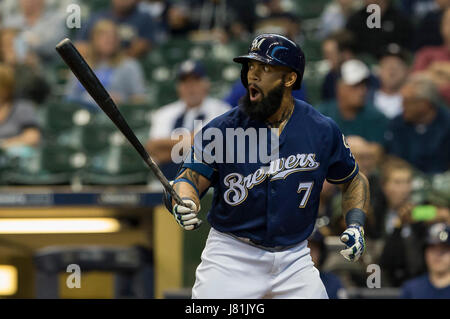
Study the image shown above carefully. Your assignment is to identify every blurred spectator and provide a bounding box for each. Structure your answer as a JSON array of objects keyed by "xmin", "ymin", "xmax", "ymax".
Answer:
[
  {"xmin": 400, "ymin": 222, "xmax": 450, "ymax": 298},
  {"xmin": 0, "ymin": 28, "xmax": 50, "ymax": 104},
  {"xmin": 347, "ymin": 135, "xmax": 380, "ymax": 179},
  {"xmin": 317, "ymin": 59, "xmax": 388, "ymax": 145},
  {"xmin": 138, "ymin": 0, "xmax": 171, "ymax": 43},
  {"xmin": 399, "ymin": 0, "xmax": 439, "ymax": 20},
  {"xmin": 346, "ymin": 135, "xmax": 384, "ymax": 236},
  {"xmin": 379, "ymin": 177, "xmax": 450, "ymax": 287},
  {"xmin": 345, "ymin": 0, "xmax": 414, "ymax": 56},
  {"xmin": 384, "ymin": 74, "xmax": 450, "ymax": 174},
  {"xmin": 308, "ymin": 230, "xmax": 348, "ymax": 299},
  {"xmin": 378, "ymin": 208, "xmax": 426, "ymax": 286},
  {"xmin": 224, "ymin": 79, "xmax": 308, "ymax": 107},
  {"xmin": 0, "ymin": 0, "xmax": 78, "ymax": 20},
  {"xmin": 253, "ymin": 0, "xmax": 301, "ymax": 43},
  {"xmin": 321, "ymin": 30, "xmax": 379, "ymax": 102},
  {"xmin": 0, "ymin": 0, "xmax": 68, "ymax": 63},
  {"xmin": 373, "ymin": 44, "xmax": 411, "ymax": 119},
  {"xmin": 413, "ymin": 0, "xmax": 450, "ymax": 51},
  {"xmin": 175, "ymin": 0, "xmax": 257, "ymax": 42},
  {"xmin": 226, "ymin": 0, "xmax": 258, "ymax": 40},
  {"xmin": 368, "ymin": 157, "xmax": 414, "ymax": 239},
  {"xmin": 77, "ymin": 0, "xmax": 157, "ymax": 58},
  {"xmin": 0, "ymin": 63, "xmax": 40, "ymax": 150},
  {"xmin": 317, "ymin": 0, "xmax": 362, "ymax": 39},
  {"xmin": 164, "ymin": 2, "xmax": 196, "ymax": 37},
  {"xmin": 65, "ymin": 19, "xmax": 147, "ymax": 111},
  {"xmin": 413, "ymin": 7, "xmax": 450, "ymax": 105},
  {"xmin": 146, "ymin": 60, "xmax": 230, "ymax": 179}
]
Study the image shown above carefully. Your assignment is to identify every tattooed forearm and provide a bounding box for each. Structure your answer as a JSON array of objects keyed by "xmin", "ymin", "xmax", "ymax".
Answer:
[
  {"xmin": 341, "ymin": 172, "xmax": 370, "ymax": 214},
  {"xmin": 172, "ymin": 169, "xmax": 201, "ymax": 208},
  {"xmin": 187, "ymin": 169, "xmax": 200, "ymax": 187},
  {"xmin": 173, "ymin": 181, "xmax": 182, "ymax": 194},
  {"xmin": 179, "ymin": 169, "xmax": 200, "ymax": 188},
  {"xmin": 172, "ymin": 168, "xmax": 211, "ymax": 208}
]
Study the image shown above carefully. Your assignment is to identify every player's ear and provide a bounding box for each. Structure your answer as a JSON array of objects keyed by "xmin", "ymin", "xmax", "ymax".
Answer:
[{"xmin": 284, "ymin": 71, "xmax": 297, "ymax": 88}]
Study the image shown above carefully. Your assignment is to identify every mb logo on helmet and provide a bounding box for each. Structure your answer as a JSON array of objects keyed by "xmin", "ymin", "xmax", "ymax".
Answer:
[{"xmin": 251, "ymin": 38, "xmax": 266, "ymax": 52}]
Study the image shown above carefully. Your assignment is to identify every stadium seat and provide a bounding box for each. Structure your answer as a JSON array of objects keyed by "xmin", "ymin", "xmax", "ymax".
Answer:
[
  {"xmin": 3, "ymin": 144, "xmax": 86, "ymax": 185},
  {"xmin": 0, "ymin": 148, "xmax": 13, "ymax": 185},
  {"xmin": 161, "ymin": 38, "xmax": 195, "ymax": 64},
  {"xmin": 302, "ymin": 37, "xmax": 323, "ymax": 62},
  {"xmin": 303, "ymin": 61, "xmax": 328, "ymax": 105},
  {"xmin": 117, "ymin": 104, "xmax": 153, "ymax": 130},
  {"xmin": 45, "ymin": 105, "xmax": 96, "ymax": 151},
  {"xmin": 40, "ymin": 100, "xmax": 89, "ymax": 137},
  {"xmin": 290, "ymin": 0, "xmax": 331, "ymax": 19},
  {"xmin": 75, "ymin": 108, "xmax": 151, "ymax": 154},
  {"xmin": 155, "ymin": 80, "xmax": 178, "ymax": 106},
  {"xmin": 34, "ymin": 245, "xmax": 154, "ymax": 298},
  {"xmin": 79, "ymin": 115, "xmax": 117, "ymax": 153},
  {"xmin": 141, "ymin": 49, "xmax": 169, "ymax": 80},
  {"xmin": 46, "ymin": 61, "xmax": 72, "ymax": 96},
  {"xmin": 80, "ymin": 143, "xmax": 149, "ymax": 185},
  {"xmin": 80, "ymin": 0, "xmax": 110, "ymax": 14}
]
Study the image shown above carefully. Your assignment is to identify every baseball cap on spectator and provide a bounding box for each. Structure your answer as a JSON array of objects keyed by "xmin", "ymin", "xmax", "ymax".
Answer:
[
  {"xmin": 377, "ymin": 43, "xmax": 410, "ymax": 63},
  {"xmin": 177, "ymin": 60, "xmax": 207, "ymax": 81},
  {"xmin": 340, "ymin": 59, "xmax": 370, "ymax": 85},
  {"xmin": 426, "ymin": 223, "xmax": 450, "ymax": 246}
]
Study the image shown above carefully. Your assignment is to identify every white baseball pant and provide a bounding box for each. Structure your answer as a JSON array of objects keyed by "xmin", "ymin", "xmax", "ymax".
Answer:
[{"xmin": 192, "ymin": 227, "xmax": 328, "ymax": 299}]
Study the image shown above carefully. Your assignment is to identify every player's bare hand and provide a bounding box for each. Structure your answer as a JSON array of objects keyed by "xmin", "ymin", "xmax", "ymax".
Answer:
[
  {"xmin": 172, "ymin": 198, "xmax": 202, "ymax": 231},
  {"xmin": 339, "ymin": 225, "xmax": 365, "ymax": 262}
]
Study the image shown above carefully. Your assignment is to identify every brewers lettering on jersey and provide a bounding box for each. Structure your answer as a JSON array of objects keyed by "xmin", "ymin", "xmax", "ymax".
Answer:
[{"xmin": 163, "ymin": 34, "xmax": 370, "ymax": 299}]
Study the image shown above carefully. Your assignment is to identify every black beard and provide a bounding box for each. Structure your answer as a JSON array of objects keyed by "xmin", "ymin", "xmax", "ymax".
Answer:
[{"xmin": 239, "ymin": 83, "xmax": 285, "ymax": 123}]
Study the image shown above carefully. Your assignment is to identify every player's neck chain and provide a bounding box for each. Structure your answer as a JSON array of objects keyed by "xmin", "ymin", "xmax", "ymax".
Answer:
[{"xmin": 267, "ymin": 101, "xmax": 294, "ymax": 134}]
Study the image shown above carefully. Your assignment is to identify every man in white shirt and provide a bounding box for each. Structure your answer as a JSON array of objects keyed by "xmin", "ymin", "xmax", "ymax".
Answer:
[
  {"xmin": 373, "ymin": 44, "xmax": 410, "ymax": 119},
  {"xmin": 147, "ymin": 60, "xmax": 231, "ymax": 179}
]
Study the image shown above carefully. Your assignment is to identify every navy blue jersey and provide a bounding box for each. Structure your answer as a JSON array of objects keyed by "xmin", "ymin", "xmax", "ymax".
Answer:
[
  {"xmin": 183, "ymin": 99, "xmax": 358, "ymax": 247},
  {"xmin": 401, "ymin": 274, "xmax": 450, "ymax": 299}
]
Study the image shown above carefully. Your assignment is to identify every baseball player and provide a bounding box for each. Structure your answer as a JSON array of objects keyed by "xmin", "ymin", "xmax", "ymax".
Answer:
[{"xmin": 163, "ymin": 34, "xmax": 370, "ymax": 299}]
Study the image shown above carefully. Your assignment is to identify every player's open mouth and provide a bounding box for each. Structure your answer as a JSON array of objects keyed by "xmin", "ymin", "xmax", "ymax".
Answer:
[{"xmin": 248, "ymin": 85, "xmax": 262, "ymax": 102}]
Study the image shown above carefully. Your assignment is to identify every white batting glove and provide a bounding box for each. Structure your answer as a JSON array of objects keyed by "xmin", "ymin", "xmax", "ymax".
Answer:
[
  {"xmin": 172, "ymin": 198, "xmax": 201, "ymax": 231},
  {"xmin": 340, "ymin": 225, "xmax": 365, "ymax": 262}
]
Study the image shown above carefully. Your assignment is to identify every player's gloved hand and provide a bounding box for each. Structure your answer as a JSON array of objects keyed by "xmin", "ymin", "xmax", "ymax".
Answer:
[
  {"xmin": 172, "ymin": 198, "xmax": 202, "ymax": 231},
  {"xmin": 340, "ymin": 224, "xmax": 365, "ymax": 262}
]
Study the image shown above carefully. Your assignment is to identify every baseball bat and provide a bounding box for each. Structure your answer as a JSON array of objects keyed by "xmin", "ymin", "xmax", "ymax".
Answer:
[{"xmin": 55, "ymin": 38, "xmax": 188, "ymax": 208}]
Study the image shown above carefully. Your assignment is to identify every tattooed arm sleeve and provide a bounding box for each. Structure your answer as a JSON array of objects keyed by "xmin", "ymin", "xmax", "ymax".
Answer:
[
  {"xmin": 171, "ymin": 168, "xmax": 212, "ymax": 211},
  {"xmin": 339, "ymin": 172, "xmax": 371, "ymax": 217}
]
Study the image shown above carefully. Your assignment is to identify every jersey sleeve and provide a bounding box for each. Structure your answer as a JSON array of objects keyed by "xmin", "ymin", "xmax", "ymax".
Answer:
[
  {"xmin": 179, "ymin": 121, "xmax": 220, "ymax": 185},
  {"xmin": 326, "ymin": 119, "xmax": 359, "ymax": 184}
]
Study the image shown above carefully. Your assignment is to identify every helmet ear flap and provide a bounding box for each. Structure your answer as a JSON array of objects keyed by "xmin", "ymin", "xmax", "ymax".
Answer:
[{"xmin": 240, "ymin": 63, "xmax": 249, "ymax": 88}]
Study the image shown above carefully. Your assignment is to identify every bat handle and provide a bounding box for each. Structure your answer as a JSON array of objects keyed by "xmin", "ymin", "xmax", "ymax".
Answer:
[
  {"xmin": 144, "ymin": 158, "xmax": 187, "ymax": 207},
  {"xmin": 150, "ymin": 158, "xmax": 203, "ymax": 226}
]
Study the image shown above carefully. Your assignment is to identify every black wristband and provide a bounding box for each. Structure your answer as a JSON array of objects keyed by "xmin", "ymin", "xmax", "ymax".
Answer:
[{"xmin": 345, "ymin": 208, "xmax": 366, "ymax": 227}]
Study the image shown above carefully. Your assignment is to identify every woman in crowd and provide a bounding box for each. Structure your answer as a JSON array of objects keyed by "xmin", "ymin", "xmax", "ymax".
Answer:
[
  {"xmin": 0, "ymin": 27, "xmax": 50, "ymax": 104},
  {"xmin": 65, "ymin": 19, "xmax": 147, "ymax": 111},
  {"xmin": 0, "ymin": 63, "xmax": 40, "ymax": 150}
]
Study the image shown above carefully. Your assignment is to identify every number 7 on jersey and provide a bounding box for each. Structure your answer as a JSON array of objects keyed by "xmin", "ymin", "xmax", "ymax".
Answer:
[{"xmin": 297, "ymin": 181, "xmax": 314, "ymax": 208}]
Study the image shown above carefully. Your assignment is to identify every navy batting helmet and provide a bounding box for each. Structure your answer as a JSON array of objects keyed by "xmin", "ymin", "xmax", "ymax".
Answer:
[{"xmin": 233, "ymin": 33, "xmax": 306, "ymax": 90}]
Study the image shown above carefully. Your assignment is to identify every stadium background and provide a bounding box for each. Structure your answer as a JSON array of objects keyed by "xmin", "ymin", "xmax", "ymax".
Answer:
[{"xmin": 0, "ymin": 0, "xmax": 448, "ymax": 299}]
